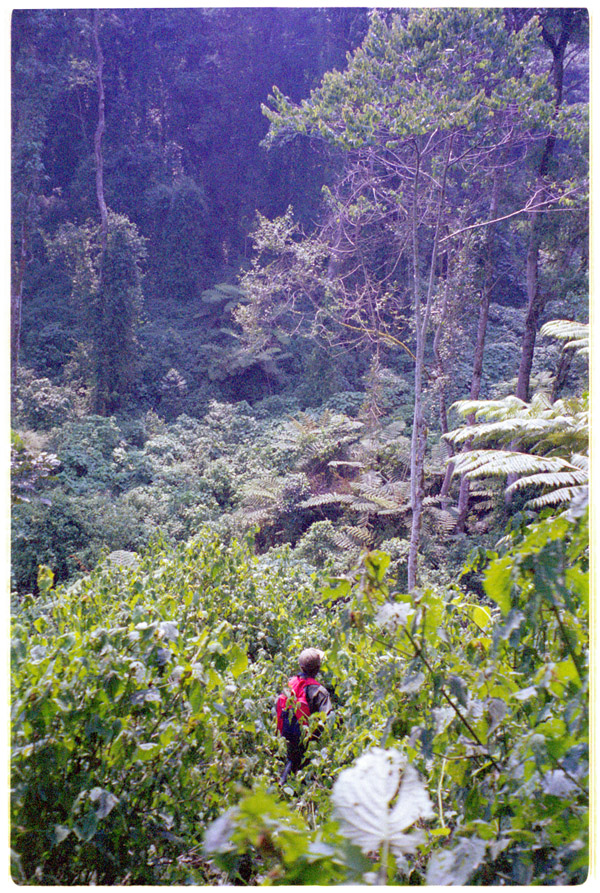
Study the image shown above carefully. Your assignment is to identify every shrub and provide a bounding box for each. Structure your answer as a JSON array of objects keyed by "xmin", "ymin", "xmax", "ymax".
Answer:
[
  {"xmin": 13, "ymin": 368, "xmax": 78, "ymax": 431},
  {"xmin": 12, "ymin": 506, "xmax": 588, "ymax": 884}
]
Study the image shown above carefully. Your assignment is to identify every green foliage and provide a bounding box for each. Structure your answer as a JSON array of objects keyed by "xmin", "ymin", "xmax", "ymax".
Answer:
[
  {"xmin": 143, "ymin": 176, "xmax": 211, "ymax": 303},
  {"xmin": 10, "ymin": 395, "xmax": 469, "ymax": 596},
  {"xmin": 540, "ymin": 319, "xmax": 589, "ymax": 358},
  {"xmin": 446, "ymin": 384, "xmax": 589, "ymax": 511},
  {"xmin": 11, "ymin": 530, "xmax": 325, "ymax": 883},
  {"xmin": 94, "ymin": 214, "xmax": 146, "ymax": 413},
  {"xmin": 263, "ymin": 9, "xmax": 552, "ymax": 148},
  {"xmin": 203, "ymin": 509, "xmax": 588, "ymax": 885},
  {"xmin": 11, "ymin": 430, "xmax": 60, "ymax": 505},
  {"xmin": 10, "ymin": 11, "xmax": 589, "ymax": 883},
  {"xmin": 12, "ymin": 368, "xmax": 79, "ymax": 431},
  {"xmin": 12, "ymin": 503, "xmax": 588, "ymax": 884},
  {"xmin": 45, "ymin": 212, "xmax": 146, "ymax": 414}
]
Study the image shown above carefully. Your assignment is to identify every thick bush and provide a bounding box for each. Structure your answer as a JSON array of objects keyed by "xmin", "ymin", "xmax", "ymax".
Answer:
[{"xmin": 11, "ymin": 506, "xmax": 588, "ymax": 884}]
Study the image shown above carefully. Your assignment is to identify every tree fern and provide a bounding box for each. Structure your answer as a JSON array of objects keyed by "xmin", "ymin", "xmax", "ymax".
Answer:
[
  {"xmin": 451, "ymin": 450, "xmax": 582, "ymax": 479},
  {"xmin": 300, "ymin": 492, "xmax": 355, "ymax": 508},
  {"xmin": 236, "ymin": 472, "xmax": 311, "ymax": 530},
  {"xmin": 445, "ymin": 333, "xmax": 589, "ymax": 514},
  {"xmin": 422, "ymin": 499, "xmax": 460, "ymax": 536},
  {"xmin": 526, "ymin": 485, "xmax": 588, "ymax": 509},
  {"xmin": 540, "ymin": 319, "xmax": 590, "ymax": 356},
  {"xmin": 288, "ymin": 410, "xmax": 365, "ymax": 474},
  {"xmin": 447, "ymin": 392, "xmax": 588, "ymax": 454},
  {"xmin": 331, "ymin": 525, "xmax": 372, "ymax": 553}
]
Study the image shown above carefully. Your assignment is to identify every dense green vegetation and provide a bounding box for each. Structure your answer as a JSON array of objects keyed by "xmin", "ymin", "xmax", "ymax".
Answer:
[
  {"xmin": 11, "ymin": 7, "xmax": 588, "ymax": 886},
  {"xmin": 11, "ymin": 509, "xmax": 589, "ymax": 884}
]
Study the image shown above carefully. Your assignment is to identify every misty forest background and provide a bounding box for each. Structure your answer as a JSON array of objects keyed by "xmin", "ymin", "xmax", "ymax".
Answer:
[{"xmin": 10, "ymin": 7, "xmax": 589, "ymax": 887}]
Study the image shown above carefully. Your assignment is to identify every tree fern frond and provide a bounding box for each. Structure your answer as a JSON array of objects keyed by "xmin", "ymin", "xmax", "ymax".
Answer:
[
  {"xmin": 330, "ymin": 530, "xmax": 357, "ymax": 551},
  {"xmin": 347, "ymin": 498, "xmax": 384, "ymax": 512},
  {"xmin": 385, "ymin": 481, "xmax": 411, "ymax": 499},
  {"xmin": 526, "ymin": 484, "xmax": 588, "ymax": 509},
  {"xmin": 444, "ymin": 416, "xmax": 571, "ymax": 447},
  {"xmin": 423, "ymin": 506, "xmax": 460, "ymax": 534},
  {"xmin": 376, "ymin": 508, "xmax": 412, "ymax": 517},
  {"xmin": 242, "ymin": 484, "xmax": 281, "ymax": 501},
  {"xmin": 354, "ymin": 489, "xmax": 400, "ymax": 510},
  {"xmin": 349, "ymin": 474, "xmax": 410, "ymax": 514},
  {"xmin": 572, "ymin": 344, "xmax": 589, "ymax": 357},
  {"xmin": 450, "ymin": 395, "xmax": 528, "ymax": 421},
  {"xmin": 451, "ymin": 450, "xmax": 575, "ymax": 479},
  {"xmin": 540, "ymin": 319, "xmax": 589, "ymax": 358},
  {"xmin": 238, "ymin": 508, "xmax": 273, "ymax": 525},
  {"xmin": 299, "ymin": 492, "xmax": 354, "ymax": 508},
  {"xmin": 570, "ymin": 453, "xmax": 589, "ymax": 471},
  {"xmin": 346, "ymin": 525, "xmax": 373, "ymax": 545},
  {"xmin": 506, "ymin": 467, "xmax": 588, "ymax": 494},
  {"xmin": 540, "ymin": 319, "xmax": 588, "ymax": 338},
  {"xmin": 331, "ymin": 526, "xmax": 371, "ymax": 550}
]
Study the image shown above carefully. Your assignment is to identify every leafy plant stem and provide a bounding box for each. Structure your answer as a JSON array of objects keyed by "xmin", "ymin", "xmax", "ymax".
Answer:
[
  {"xmin": 549, "ymin": 599, "xmax": 584, "ymax": 684},
  {"xmin": 403, "ymin": 624, "xmax": 502, "ymax": 772},
  {"xmin": 377, "ymin": 837, "xmax": 389, "ymax": 885},
  {"xmin": 437, "ymin": 758, "xmax": 447, "ymax": 828}
]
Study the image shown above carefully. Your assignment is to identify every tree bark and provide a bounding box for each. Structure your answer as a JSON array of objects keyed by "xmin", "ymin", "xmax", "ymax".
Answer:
[
  {"xmin": 93, "ymin": 10, "xmax": 108, "ymax": 257},
  {"xmin": 92, "ymin": 10, "xmax": 109, "ymax": 414},
  {"xmin": 515, "ymin": 10, "xmax": 574, "ymax": 403},
  {"xmin": 11, "ymin": 190, "xmax": 35, "ymax": 397},
  {"xmin": 408, "ymin": 134, "xmax": 452, "ymax": 591},
  {"xmin": 454, "ymin": 166, "xmax": 502, "ymax": 529},
  {"xmin": 551, "ymin": 346, "xmax": 574, "ymax": 402},
  {"xmin": 515, "ymin": 217, "xmax": 543, "ymax": 401}
]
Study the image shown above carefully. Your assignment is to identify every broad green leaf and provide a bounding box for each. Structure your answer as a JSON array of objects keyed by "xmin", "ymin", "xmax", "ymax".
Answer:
[
  {"xmin": 51, "ymin": 825, "xmax": 71, "ymax": 846},
  {"xmin": 229, "ymin": 644, "xmax": 248, "ymax": 678},
  {"xmin": 364, "ymin": 551, "xmax": 390, "ymax": 583},
  {"xmin": 134, "ymin": 742, "xmax": 161, "ymax": 762},
  {"xmin": 74, "ymin": 810, "xmax": 98, "ymax": 842},
  {"xmin": 555, "ymin": 657, "xmax": 579, "ymax": 685},
  {"xmin": 484, "ymin": 558, "xmax": 512, "ymax": 614},
  {"xmin": 471, "ymin": 605, "xmax": 492, "ymax": 629},
  {"xmin": 188, "ymin": 679, "xmax": 204, "ymax": 715},
  {"xmin": 322, "ymin": 578, "xmax": 352, "ymax": 601},
  {"xmin": 37, "ymin": 565, "xmax": 55, "ymax": 596}
]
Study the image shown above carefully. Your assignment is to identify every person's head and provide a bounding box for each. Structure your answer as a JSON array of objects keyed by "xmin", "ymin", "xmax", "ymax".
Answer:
[{"xmin": 298, "ymin": 647, "xmax": 324, "ymax": 676}]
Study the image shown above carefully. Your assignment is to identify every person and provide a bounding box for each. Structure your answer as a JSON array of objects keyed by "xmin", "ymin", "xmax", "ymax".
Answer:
[{"xmin": 277, "ymin": 647, "xmax": 333, "ymax": 784}]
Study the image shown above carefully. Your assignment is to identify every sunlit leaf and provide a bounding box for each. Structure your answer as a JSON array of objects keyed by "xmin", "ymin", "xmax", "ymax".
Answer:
[
  {"xmin": 331, "ymin": 748, "xmax": 434, "ymax": 857},
  {"xmin": 89, "ymin": 787, "xmax": 119, "ymax": 819}
]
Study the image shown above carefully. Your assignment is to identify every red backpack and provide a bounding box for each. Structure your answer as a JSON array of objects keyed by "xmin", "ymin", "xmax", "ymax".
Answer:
[{"xmin": 276, "ymin": 675, "xmax": 319, "ymax": 740}]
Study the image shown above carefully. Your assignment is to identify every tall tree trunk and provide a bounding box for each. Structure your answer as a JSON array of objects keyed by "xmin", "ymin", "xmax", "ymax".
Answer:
[
  {"xmin": 433, "ymin": 274, "xmax": 451, "ymax": 445},
  {"xmin": 11, "ymin": 190, "xmax": 35, "ymax": 400},
  {"xmin": 93, "ymin": 10, "xmax": 108, "ymax": 254},
  {"xmin": 92, "ymin": 10, "xmax": 109, "ymax": 414},
  {"xmin": 515, "ymin": 216, "xmax": 543, "ymax": 401},
  {"xmin": 454, "ymin": 166, "xmax": 502, "ymax": 529},
  {"xmin": 515, "ymin": 10, "xmax": 573, "ymax": 402},
  {"xmin": 551, "ymin": 347, "xmax": 573, "ymax": 402},
  {"xmin": 408, "ymin": 135, "xmax": 452, "ymax": 591}
]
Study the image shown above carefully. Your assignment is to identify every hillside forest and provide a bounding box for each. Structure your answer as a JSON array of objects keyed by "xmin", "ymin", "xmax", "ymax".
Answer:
[{"xmin": 10, "ymin": 7, "xmax": 590, "ymax": 886}]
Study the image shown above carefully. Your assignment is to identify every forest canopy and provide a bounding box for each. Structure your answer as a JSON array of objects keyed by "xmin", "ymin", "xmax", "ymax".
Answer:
[{"xmin": 11, "ymin": 7, "xmax": 589, "ymax": 886}]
